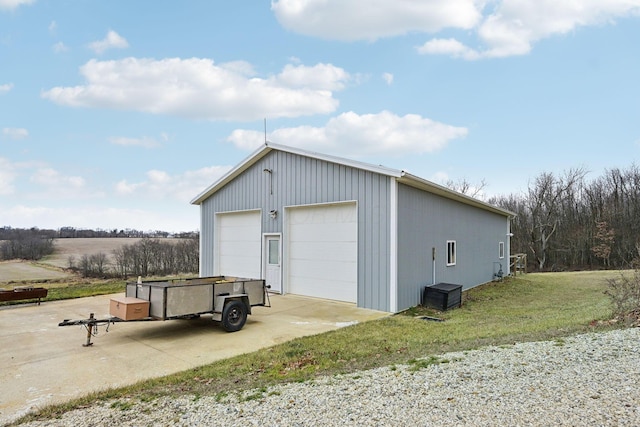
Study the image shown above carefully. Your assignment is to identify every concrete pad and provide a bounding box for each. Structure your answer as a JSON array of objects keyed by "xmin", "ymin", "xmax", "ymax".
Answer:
[{"xmin": 0, "ymin": 293, "xmax": 388, "ymax": 424}]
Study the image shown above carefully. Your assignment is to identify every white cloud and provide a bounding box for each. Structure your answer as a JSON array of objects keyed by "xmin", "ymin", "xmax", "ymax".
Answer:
[
  {"xmin": 276, "ymin": 63, "xmax": 350, "ymax": 91},
  {"xmin": 271, "ymin": 0, "xmax": 481, "ymax": 41},
  {"xmin": 0, "ymin": 205, "xmax": 199, "ymax": 233},
  {"xmin": 420, "ymin": 0, "xmax": 640, "ymax": 59},
  {"xmin": 416, "ymin": 38, "xmax": 480, "ymax": 60},
  {"xmin": 0, "ymin": 160, "xmax": 207, "ymax": 231},
  {"xmin": 0, "ymin": 157, "xmax": 17, "ymax": 195},
  {"xmin": 0, "ymin": 205, "xmax": 56, "ymax": 228},
  {"xmin": 48, "ymin": 20, "xmax": 56, "ymax": 33},
  {"xmin": 0, "ymin": 159, "xmax": 92, "ymax": 200},
  {"xmin": 0, "ymin": 0, "xmax": 34, "ymax": 11},
  {"xmin": 88, "ymin": 30, "xmax": 129, "ymax": 54},
  {"xmin": 115, "ymin": 165, "xmax": 231, "ymax": 202},
  {"xmin": 29, "ymin": 168, "xmax": 87, "ymax": 199},
  {"xmin": 52, "ymin": 41, "xmax": 68, "ymax": 53},
  {"xmin": 272, "ymin": 0, "xmax": 640, "ymax": 59},
  {"xmin": 2, "ymin": 127, "xmax": 28, "ymax": 139},
  {"xmin": 219, "ymin": 60, "xmax": 257, "ymax": 76},
  {"xmin": 42, "ymin": 58, "xmax": 348, "ymax": 121},
  {"xmin": 382, "ymin": 72, "xmax": 394, "ymax": 85},
  {"xmin": 228, "ymin": 110, "xmax": 468, "ymax": 157},
  {"xmin": 0, "ymin": 83, "xmax": 13, "ymax": 93},
  {"xmin": 30, "ymin": 168, "xmax": 84, "ymax": 187},
  {"xmin": 227, "ymin": 129, "xmax": 269, "ymax": 151},
  {"xmin": 108, "ymin": 135, "xmax": 161, "ymax": 148}
]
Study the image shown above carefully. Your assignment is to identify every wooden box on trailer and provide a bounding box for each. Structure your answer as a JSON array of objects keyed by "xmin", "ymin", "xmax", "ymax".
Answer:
[{"xmin": 109, "ymin": 296, "xmax": 150, "ymax": 320}]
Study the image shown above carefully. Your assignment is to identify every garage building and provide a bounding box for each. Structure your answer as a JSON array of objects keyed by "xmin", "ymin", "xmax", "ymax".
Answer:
[{"xmin": 191, "ymin": 143, "xmax": 514, "ymax": 313}]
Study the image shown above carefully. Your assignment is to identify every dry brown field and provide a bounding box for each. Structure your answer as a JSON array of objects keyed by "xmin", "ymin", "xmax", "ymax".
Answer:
[
  {"xmin": 0, "ymin": 260, "xmax": 72, "ymax": 284},
  {"xmin": 0, "ymin": 238, "xmax": 146, "ymax": 284},
  {"xmin": 43, "ymin": 237, "xmax": 144, "ymax": 268}
]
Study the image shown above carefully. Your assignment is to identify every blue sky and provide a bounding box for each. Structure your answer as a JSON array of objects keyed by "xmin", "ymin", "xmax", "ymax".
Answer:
[{"xmin": 1, "ymin": 1, "xmax": 639, "ymax": 233}]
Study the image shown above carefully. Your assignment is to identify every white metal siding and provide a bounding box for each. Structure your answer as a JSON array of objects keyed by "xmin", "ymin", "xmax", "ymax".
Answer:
[
  {"xmin": 215, "ymin": 210, "xmax": 261, "ymax": 279},
  {"xmin": 286, "ymin": 202, "xmax": 357, "ymax": 303}
]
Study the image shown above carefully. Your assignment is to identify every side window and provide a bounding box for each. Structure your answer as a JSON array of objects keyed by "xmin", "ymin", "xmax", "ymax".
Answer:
[
  {"xmin": 447, "ymin": 240, "xmax": 456, "ymax": 266},
  {"xmin": 499, "ymin": 241, "xmax": 505, "ymax": 259}
]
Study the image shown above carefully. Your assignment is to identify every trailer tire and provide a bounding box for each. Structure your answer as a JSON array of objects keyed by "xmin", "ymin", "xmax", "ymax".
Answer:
[{"xmin": 222, "ymin": 300, "xmax": 247, "ymax": 332}]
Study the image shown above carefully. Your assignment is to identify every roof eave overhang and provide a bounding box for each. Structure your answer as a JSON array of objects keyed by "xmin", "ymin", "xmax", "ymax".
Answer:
[
  {"xmin": 397, "ymin": 172, "xmax": 516, "ymax": 218},
  {"xmin": 191, "ymin": 143, "xmax": 515, "ymax": 219}
]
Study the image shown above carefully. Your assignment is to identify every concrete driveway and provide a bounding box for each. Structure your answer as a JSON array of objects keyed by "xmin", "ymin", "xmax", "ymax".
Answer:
[{"xmin": 0, "ymin": 293, "xmax": 388, "ymax": 425}]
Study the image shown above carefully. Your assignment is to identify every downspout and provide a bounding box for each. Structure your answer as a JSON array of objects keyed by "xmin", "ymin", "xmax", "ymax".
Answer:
[
  {"xmin": 389, "ymin": 177, "xmax": 398, "ymax": 312},
  {"xmin": 198, "ymin": 204, "xmax": 204, "ymax": 277}
]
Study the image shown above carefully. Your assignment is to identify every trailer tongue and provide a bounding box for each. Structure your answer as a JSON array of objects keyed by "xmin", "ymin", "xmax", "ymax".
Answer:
[{"xmin": 59, "ymin": 276, "xmax": 270, "ymax": 346}]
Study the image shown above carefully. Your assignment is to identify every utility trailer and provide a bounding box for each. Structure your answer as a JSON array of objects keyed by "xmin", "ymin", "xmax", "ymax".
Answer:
[{"xmin": 59, "ymin": 276, "xmax": 269, "ymax": 346}]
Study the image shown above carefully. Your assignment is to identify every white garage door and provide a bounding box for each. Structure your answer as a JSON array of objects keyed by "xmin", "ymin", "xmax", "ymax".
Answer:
[
  {"xmin": 215, "ymin": 210, "xmax": 262, "ymax": 279},
  {"xmin": 286, "ymin": 202, "xmax": 358, "ymax": 303}
]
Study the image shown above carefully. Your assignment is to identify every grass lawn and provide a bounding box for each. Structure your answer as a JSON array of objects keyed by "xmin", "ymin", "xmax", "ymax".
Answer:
[
  {"xmin": 1, "ymin": 274, "xmax": 197, "ymax": 306},
  {"xmin": 0, "ymin": 278, "xmax": 126, "ymax": 307},
  {"xmin": 18, "ymin": 270, "xmax": 624, "ymax": 423}
]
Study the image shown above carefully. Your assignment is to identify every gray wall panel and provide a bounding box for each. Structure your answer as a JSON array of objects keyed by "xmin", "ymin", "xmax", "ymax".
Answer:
[
  {"xmin": 200, "ymin": 150, "xmax": 391, "ymax": 311},
  {"xmin": 396, "ymin": 183, "xmax": 509, "ymax": 311}
]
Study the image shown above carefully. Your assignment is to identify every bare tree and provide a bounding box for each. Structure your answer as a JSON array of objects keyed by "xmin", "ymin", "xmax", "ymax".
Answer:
[
  {"xmin": 444, "ymin": 178, "xmax": 488, "ymax": 199},
  {"xmin": 110, "ymin": 238, "xmax": 199, "ymax": 278},
  {"xmin": 0, "ymin": 229, "xmax": 55, "ymax": 261},
  {"xmin": 527, "ymin": 168, "xmax": 587, "ymax": 270},
  {"xmin": 90, "ymin": 252, "xmax": 108, "ymax": 276}
]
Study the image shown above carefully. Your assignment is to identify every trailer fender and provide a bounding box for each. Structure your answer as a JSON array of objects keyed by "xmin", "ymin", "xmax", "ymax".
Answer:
[{"xmin": 214, "ymin": 294, "xmax": 251, "ymax": 315}]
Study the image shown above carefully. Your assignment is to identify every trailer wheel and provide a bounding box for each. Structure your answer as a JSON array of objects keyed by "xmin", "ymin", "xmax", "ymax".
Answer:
[{"xmin": 222, "ymin": 300, "xmax": 247, "ymax": 332}]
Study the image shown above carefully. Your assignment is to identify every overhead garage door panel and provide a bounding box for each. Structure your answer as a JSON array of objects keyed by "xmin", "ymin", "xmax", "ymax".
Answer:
[
  {"xmin": 289, "ymin": 259, "xmax": 357, "ymax": 282},
  {"xmin": 219, "ymin": 224, "xmax": 258, "ymax": 241},
  {"xmin": 289, "ymin": 223, "xmax": 355, "ymax": 242},
  {"xmin": 289, "ymin": 207, "xmax": 357, "ymax": 225},
  {"xmin": 287, "ymin": 203, "xmax": 357, "ymax": 303},
  {"xmin": 289, "ymin": 242, "xmax": 356, "ymax": 263},
  {"xmin": 216, "ymin": 211, "xmax": 261, "ymax": 279}
]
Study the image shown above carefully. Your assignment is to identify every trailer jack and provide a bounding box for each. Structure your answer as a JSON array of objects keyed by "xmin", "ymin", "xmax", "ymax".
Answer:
[{"xmin": 59, "ymin": 313, "xmax": 136, "ymax": 346}]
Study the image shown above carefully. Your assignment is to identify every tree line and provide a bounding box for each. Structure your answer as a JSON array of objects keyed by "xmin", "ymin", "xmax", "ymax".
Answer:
[
  {"xmin": 0, "ymin": 226, "xmax": 198, "ymax": 240},
  {"xmin": 68, "ymin": 238, "xmax": 200, "ymax": 278},
  {"xmin": 484, "ymin": 164, "xmax": 640, "ymax": 271},
  {"xmin": 1, "ymin": 228, "xmax": 199, "ymax": 278},
  {"xmin": 5, "ymin": 163, "xmax": 639, "ymax": 273},
  {"xmin": 0, "ymin": 229, "xmax": 55, "ymax": 260}
]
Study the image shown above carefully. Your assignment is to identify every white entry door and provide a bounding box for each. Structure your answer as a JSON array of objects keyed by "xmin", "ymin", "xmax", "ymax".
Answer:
[{"xmin": 264, "ymin": 235, "xmax": 282, "ymax": 292}]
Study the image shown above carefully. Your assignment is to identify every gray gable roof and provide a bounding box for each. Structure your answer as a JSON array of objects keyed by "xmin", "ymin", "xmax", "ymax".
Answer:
[{"xmin": 191, "ymin": 142, "xmax": 514, "ymax": 217}]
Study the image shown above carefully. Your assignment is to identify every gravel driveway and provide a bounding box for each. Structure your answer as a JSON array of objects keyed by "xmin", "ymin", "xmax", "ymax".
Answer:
[{"xmin": 17, "ymin": 327, "xmax": 640, "ymax": 426}]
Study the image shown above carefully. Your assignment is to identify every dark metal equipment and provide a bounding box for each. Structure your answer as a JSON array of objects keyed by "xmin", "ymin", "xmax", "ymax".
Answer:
[
  {"xmin": 0, "ymin": 287, "xmax": 48, "ymax": 305},
  {"xmin": 422, "ymin": 283, "xmax": 462, "ymax": 311}
]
